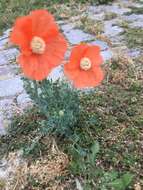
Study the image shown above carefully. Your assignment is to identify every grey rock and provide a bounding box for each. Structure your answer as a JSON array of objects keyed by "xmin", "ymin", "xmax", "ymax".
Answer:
[
  {"xmin": 63, "ymin": 28, "xmax": 94, "ymax": 44},
  {"xmin": 89, "ymin": 5, "xmax": 130, "ymax": 15},
  {"xmin": 127, "ymin": 49, "xmax": 141, "ymax": 58},
  {"xmin": 129, "ymin": 21, "xmax": 143, "ymax": 28},
  {"xmin": 61, "ymin": 24, "xmax": 75, "ymax": 32},
  {"xmin": 90, "ymin": 40, "xmax": 109, "ymax": 51},
  {"xmin": 0, "ymin": 77, "xmax": 23, "ymax": 98},
  {"xmin": 106, "ymin": 5, "xmax": 130, "ymax": 15},
  {"xmin": 88, "ymin": 13, "xmax": 104, "ymax": 21},
  {"xmin": 101, "ymin": 50, "xmax": 113, "ymax": 61},
  {"xmin": 17, "ymin": 93, "xmax": 31, "ymax": 108},
  {"xmin": 0, "ymin": 65, "xmax": 15, "ymax": 80},
  {"xmin": 2, "ymin": 29, "xmax": 12, "ymax": 38},
  {"xmin": 0, "ymin": 38, "xmax": 8, "ymax": 48},
  {"xmin": 48, "ymin": 65, "xmax": 65, "ymax": 81},
  {"xmin": 0, "ymin": 29, "xmax": 12, "ymax": 47},
  {"xmin": 124, "ymin": 14, "xmax": 143, "ymax": 22},
  {"xmin": 0, "ymin": 48, "xmax": 18, "ymax": 66},
  {"xmin": 121, "ymin": 0, "xmax": 143, "ymax": 8},
  {"xmin": 104, "ymin": 20, "xmax": 124, "ymax": 37},
  {"xmin": 0, "ymin": 99, "xmax": 17, "ymax": 119},
  {"xmin": 0, "ymin": 99, "xmax": 14, "ymax": 111}
]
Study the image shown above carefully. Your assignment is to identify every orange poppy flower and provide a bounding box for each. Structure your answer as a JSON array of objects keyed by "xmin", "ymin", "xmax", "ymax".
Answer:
[
  {"xmin": 10, "ymin": 10, "xmax": 67, "ymax": 80},
  {"xmin": 64, "ymin": 44, "xmax": 104, "ymax": 88}
]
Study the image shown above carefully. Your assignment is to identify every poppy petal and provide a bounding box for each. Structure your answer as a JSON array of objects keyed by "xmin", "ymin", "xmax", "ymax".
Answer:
[
  {"xmin": 66, "ymin": 44, "xmax": 88, "ymax": 70},
  {"xmin": 10, "ymin": 16, "xmax": 33, "ymax": 54},
  {"xmin": 64, "ymin": 65, "xmax": 80, "ymax": 80},
  {"xmin": 30, "ymin": 10, "xmax": 59, "ymax": 40},
  {"xmin": 85, "ymin": 46, "xmax": 103, "ymax": 66},
  {"xmin": 73, "ymin": 67, "xmax": 104, "ymax": 88},
  {"xmin": 11, "ymin": 10, "xmax": 68, "ymax": 80},
  {"xmin": 19, "ymin": 54, "xmax": 52, "ymax": 80},
  {"xmin": 44, "ymin": 33, "xmax": 67, "ymax": 67}
]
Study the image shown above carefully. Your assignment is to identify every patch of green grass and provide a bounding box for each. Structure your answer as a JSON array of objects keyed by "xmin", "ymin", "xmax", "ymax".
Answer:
[
  {"xmin": 77, "ymin": 15, "xmax": 104, "ymax": 35},
  {"xmin": 125, "ymin": 6, "xmax": 143, "ymax": 15},
  {"xmin": 0, "ymin": 107, "xmax": 49, "ymax": 160},
  {"xmin": 0, "ymin": 52, "xmax": 142, "ymax": 189},
  {"xmin": 63, "ymin": 81, "xmax": 142, "ymax": 189},
  {"xmin": 0, "ymin": 0, "xmax": 113, "ymax": 34},
  {"xmin": 116, "ymin": 20, "xmax": 130, "ymax": 29},
  {"xmin": 123, "ymin": 27, "xmax": 143, "ymax": 49},
  {"xmin": 104, "ymin": 12, "xmax": 117, "ymax": 20}
]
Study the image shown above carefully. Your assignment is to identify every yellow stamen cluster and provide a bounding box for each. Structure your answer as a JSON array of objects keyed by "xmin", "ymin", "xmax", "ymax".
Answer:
[
  {"xmin": 31, "ymin": 36, "xmax": 46, "ymax": 54},
  {"xmin": 80, "ymin": 57, "xmax": 92, "ymax": 71}
]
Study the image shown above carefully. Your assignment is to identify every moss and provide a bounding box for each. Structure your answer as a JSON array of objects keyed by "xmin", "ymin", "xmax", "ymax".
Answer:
[
  {"xmin": 77, "ymin": 15, "xmax": 104, "ymax": 35},
  {"xmin": 104, "ymin": 12, "xmax": 117, "ymax": 20}
]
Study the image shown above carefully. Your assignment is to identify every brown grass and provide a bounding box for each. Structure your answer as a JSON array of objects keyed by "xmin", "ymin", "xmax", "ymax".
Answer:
[{"xmin": 0, "ymin": 140, "xmax": 69, "ymax": 190}]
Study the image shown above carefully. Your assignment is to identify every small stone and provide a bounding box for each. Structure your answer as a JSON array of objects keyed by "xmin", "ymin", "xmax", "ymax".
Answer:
[
  {"xmin": 134, "ymin": 183, "xmax": 142, "ymax": 190},
  {"xmin": 0, "ymin": 65, "xmax": 15, "ymax": 80},
  {"xmin": 0, "ymin": 77, "xmax": 23, "ymax": 98},
  {"xmin": 89, "ymin": 5, "xmax": 130, "ymax": 15}
]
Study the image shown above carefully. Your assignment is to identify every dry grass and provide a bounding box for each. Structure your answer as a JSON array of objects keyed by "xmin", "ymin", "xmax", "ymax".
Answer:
[
  {"xmin": 105, "ymin": 48, "xmax": 137, "ymax": 88},
  {"xmin": 0, "ymin": 140, "xmax": 69, "ymax": 190}
]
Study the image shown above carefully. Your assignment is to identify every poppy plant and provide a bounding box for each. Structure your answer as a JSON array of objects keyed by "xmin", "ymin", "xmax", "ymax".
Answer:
[
  {"xmin": 10, "ymin": 10, "xmax": 67, "ymax": 80},
  {"xmin": 64, "ymin": 44, "xmax": 104, "ymax": 88}
]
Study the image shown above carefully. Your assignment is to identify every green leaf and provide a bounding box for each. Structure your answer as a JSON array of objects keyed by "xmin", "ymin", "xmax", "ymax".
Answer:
[
  {"xmin": 108, "ymin": 173, "xmax": 134, "ymax": 190},
  {"xmin": 89, "ymin": 141, "xmax": 100, "ymax": 163},
  {"xmin": 122, "ymin": 173, "xmax": 134, "ymax": 188},
  {"xmin": 91, "ymin": 141, "xmax": 100, "ymax": 155}
]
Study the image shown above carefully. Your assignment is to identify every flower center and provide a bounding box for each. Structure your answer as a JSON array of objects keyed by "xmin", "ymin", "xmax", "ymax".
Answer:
[
  {"xmin": 80, "ymin": 57, "xmax": 92, "ymax": 71},
  {"xmin": 31, "ymin": 36, "xmax": 46, "ymax": 54}
]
